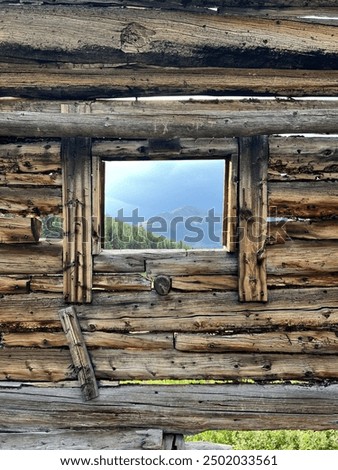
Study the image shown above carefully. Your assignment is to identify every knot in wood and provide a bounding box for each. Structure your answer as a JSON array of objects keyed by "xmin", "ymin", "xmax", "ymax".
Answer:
[
  {"xmin": 120, "ymin": 22, "xmax": 155, "ymax": 53},
  {"xmin": 154, "ymin": 275, "xmax": 171, "ymax": 296}
]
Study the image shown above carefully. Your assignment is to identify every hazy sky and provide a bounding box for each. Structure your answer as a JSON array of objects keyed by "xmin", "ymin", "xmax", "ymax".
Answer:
[{"xmin": 105, "ymin": 160, "xmax": 225, "ymax": 219}]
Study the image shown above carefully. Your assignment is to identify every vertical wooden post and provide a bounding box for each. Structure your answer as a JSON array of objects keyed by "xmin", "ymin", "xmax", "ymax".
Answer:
[
  {"xmin": 92, "ymin": 156, "xmax": 105, "ymax": 255},
  {"xmin": 223, "ymin": 153, "xmax": 239, "ymax": 252},
  {"xmin": 62, "ymin": 136, "xmax": 93, "ymax": 303},
  {"xmin": 238, "ymin": 136, "xmax": 268, "ymax": 302}
]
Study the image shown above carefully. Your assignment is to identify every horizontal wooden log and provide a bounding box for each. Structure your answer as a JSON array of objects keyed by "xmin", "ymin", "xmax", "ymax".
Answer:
[
  {"xmin": 0, "ymin": 216, "xmax": 41, "ymax": 243},
  {"xmin": 1, "ymin": 332, "xmax": 174, "ymax": 350},
  {"xmin": 3, "ymin": 66, "xmax": 338, "ymax": 99},
  {"xmin": 0, "ymin": 186, "xmax": 62, "ymax": 215},
  {"xmin": 0, "ymin": 276, "xmax": 29, "ymax": 294},
  {"xmin": 0, "ymin": 141, "xmax": 61, "ymax": 173},
  {"xmin": 0, "ymin": 1, "xmax": 337, "ymax": 8},
  {"xmin": 1, "ymin": 383, "xmax": 338, "ymax": 434},
  {"xmin": 30, "ymin": 275, "xmax": 63, "ymax": 293},
  {"xmin": 268, "ymin": 273, "xmax": 338, "ymax": 288},
  {"xmin": 3, "ymin": 108, "xmax": 338, "ymax": 138},
  {"xmin": 0, "ymin": 172, "xmax": 61, "ymax": 186},
  {"xmin": 269, "ymin": 181, "xmax": 338, "ymax": 218},
  {"xmin": 77, "ymin": 350, "xmax": 338, "ymax": 381},
  {"xmin": 2, "ymin": 348, "xmax": 338, "ymax": 381},
  {"xmin": 93, "ymin": 274, "xmax": 152, "ymax": 291},
  {"xmin": 269, "ymin": 135, "xmax": 338, "ymax": 181},
  {"xmin": 1, "ymin": 6, "xmax": 338, "ymax": 70},
  {"xmin": 267, "ymin": 240, "xmax": 338, "ymax": 275},
  {"xmin": 94, "ymin": 249, "xmax": 187, "ymax": 273},
  {"xmin": 268, "ymin": 219, "xmax": 338, "ymax": 244},
  {"xmin": 1, "ymin": 288, "xmax": 337, "ymax": 333},
  {"xmin": 171, "ymin": 275, "xmax": 238, "ymax": 291},
  {"xmin": 0, "ymin": 428, "xmax": 164, "ymax": 450},
  {"xmin": 171, "ymin": 273, "xmax": 338, "ymax": 290},
  {"xmin": 93, "ymin": 137, "xmax": 237, "ymax": 159},
  {"xmin": 0, "ymin": 349, "xmax": 74, "ymax": 382},
  {"xmin": 72, "ymin": 288, "xmax": 338, "ymax": 333},
  {"xmin": 0, "ymin": 242, "xmax": 62, "ymax": 274},
  {"xmin": 175, "ymin": 331, "xmax": 338, "ymax": 354},
  {"xmin": 146, "ymin": 250, "xmax": 237, "ymax": 276}
]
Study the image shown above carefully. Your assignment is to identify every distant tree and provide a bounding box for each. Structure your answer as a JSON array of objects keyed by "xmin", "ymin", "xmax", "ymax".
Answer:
[{"xmin": 104, "ymin": 217, "xmax": 190, "ymax": 250}]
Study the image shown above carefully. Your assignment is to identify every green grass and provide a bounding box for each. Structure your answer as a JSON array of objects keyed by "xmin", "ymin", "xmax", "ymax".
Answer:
[{"xmin": 187, "ymin": 430, "xmax": 338, "ymax": 450}]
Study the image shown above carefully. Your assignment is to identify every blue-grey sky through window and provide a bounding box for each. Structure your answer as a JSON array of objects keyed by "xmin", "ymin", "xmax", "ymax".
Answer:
[{"xmin": 105, "ymin": 160, "xmax": 225, "ymax": 248}]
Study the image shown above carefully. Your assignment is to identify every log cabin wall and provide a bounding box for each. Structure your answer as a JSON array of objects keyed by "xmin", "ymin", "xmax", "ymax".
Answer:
[{"xmin": 0, "ymin": 0, "xmax": 338, "ymax": 448}]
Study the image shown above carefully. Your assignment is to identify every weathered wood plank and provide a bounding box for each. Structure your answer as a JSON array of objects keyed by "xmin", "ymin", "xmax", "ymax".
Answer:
[
  {"xmin": 1, "ymin": 6, "xmax": 338, "ymax": 70},
  {"xmin": 175, "ymin": 331, "xmax": 338, "ymax": 354},
  {"xmin": 0, "ymin": 428, "xmax": 164, "ymax": 450},
  {"xmin": 267, "ymin": 240, "xmax": 338, "ymax": 275},
  {"xmin": 268, "ymin": 273, "xmax": 338, "ymax": 288},
  {"xmin": 62, "ymin": 136, "xmax": 92, "ymax": 303},
  {"xmin": 3, "ymin": 108, "xmax": 338, "ymax": 138},
  {"xmin": 0, "ymin": 349, "xmax": 74, "ymax": 382},
  {"xmin": 92, "ymin": 156, "xmax": 104, "ymax": 255},
  {"xmin": 93, "ymin": 137, "xmax": 237, "ymax": 160},
  {"xmin": 269, "ymin": 136, "xmax": 338, "ymax": 181},
  {"xmin": 172, "ymin": 273, "xmax": 338, "ymax": 290},
  {"xmin": 1, "ymin": 383, "xmax": 338, "ymax": 434},
  {"xmin": 171, "ymin": 275, "xmax": 237, "ymax": 291},
  {"xmin": 0, "ymin": 186, "xmax": 62, "ymax": 216},
  {"xmin": 0, "ymin": 216, "xmax": 41, "ymax": 243},
  {"xmin": 269, "ymin": 181, "xmax": 338, "ymax": 218},
  {"xmin": 94, "ymin": 249, "xmax": 187, "ymax": 273},
  {"xmin": 146, "ymin": 250, "xmax": 237, "ymax": 276},
  {"xmin": 1, "ymin": 288, "xmax": 337, "ymax": 333},
  {"xmin": 1, "ymin": 331, "xmax": 173, "ymax": 350},
  {"xmin": 2, "ymin": 98, "xmax": 338, "ymax": 114},
  {"xmin": 0, "ymin": 141, "xmax": 61, "ymax": 173},
  {"xmin": 59, "ymin": 306, "xmax": 98, "ymax": 400},
  {"xmin": 0, "ymin": 242, "xmax": 62, "ymax": 275},
  {"xmin": 30, "ymin": 275, "xmax": 63, "ymax": 293},
  {"xmin": 0, "ymin": 1, "xmax": 336, "ymax": 8},
  {"xmin": 223, "ymin": 152, "xmax": 238, "ymax": 252},
  {"xmin": 93, "ymin": 274, "xmax": 152, "ymax": 292},
  {"xmin": 0, "ymin": 172, "xmax": 61, "ymax": 186},
  {"xmin": 0, "ymin": 276, "xmax": 29, "ymax": 294},
  {"xmin": 2, "ymin": 348, "xmax": 338, "ymax": 382},
  {"xmin": 238, "ymin": 136, "xmax": 268, "ymax": 302},
  {"xmin": 3, "ymin": 66, "xmax": 338, "ymax": 99},
  {"xmin": 268, "ymin": 219, "xmax": 338, "ymax": 244}
]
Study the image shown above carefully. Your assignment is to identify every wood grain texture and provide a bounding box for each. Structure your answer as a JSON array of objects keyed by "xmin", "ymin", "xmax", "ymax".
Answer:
[
  {"xmin": 269, "ymin": 181, "xmax": 338, "ymax": 218},
  {"xmin": 238, "ymin": 136, "xmax": 268, "ymax": 302},
  {"xmin": 268, "ymin": 219, "xmax": 338, "ymax": 244},
  {"xmin": 2, "ymin": 107, "xmax": 338, "ymax": 138},
  {"xmin": 2, "ymin": 348, "xmax": 338, "ymax": 381},
  {"xmin": 269, "ymin": 135, "xmax": 338, "ymax": 181},
  {"xmin": 1, "ymin": 288, "xmax": 337, "ymax": 333},
  {"xmin": 3, "ymin": 66, "xmax": 338, "ymax": 99},
  {"xmin": 0, "ymin": 217, "xmax": 41, "ymax": 243},
  {"xmin": 59, "ymin": 306, "xmax": 99, "ymax": 400},
  {"xmin": 93, "ymin": 137, "xmax": 237, "ymax": 160},
  {"xmin": 0, "ymin": 186, "xmax": 62, "ymax": 215},
  {"xmin": 1, "ymin": 6, "xmax": 338, "ymax": 70},
  {"xmin": 0, "ymin": 1, "xmax": 337, "ymax": 8},
  {"xmin": 175, "ymin": 331, "xmax": 338, "ymax": 354},
  {"xmin": 0, "ymin": 242, "xmax": 62, "ymax": 275},
  {"xmin": 0, "ymin": 428, "xmax": 164, "ymax": 450},
  {"xmin": 62, "ymin": 135, "xmax": 92, "ymax": 303},
  {"xmin": 1, "ymin": 331, "xmax": 174, "ymax": 350},
  {"xmin": 1, "ymin": 383, "xmax": 338, "ymax": 433},
  {"xmin": 0, "ymin": 276, "xmax": 29, "ymax": 294}
]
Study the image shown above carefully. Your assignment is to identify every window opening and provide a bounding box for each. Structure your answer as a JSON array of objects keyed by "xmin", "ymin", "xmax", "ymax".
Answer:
[{"xmin": 104, "ymin": 160, "xmax": 225, "ymax": 250}]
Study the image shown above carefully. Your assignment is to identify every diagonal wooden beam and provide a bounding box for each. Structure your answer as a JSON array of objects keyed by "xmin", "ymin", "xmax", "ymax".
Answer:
[{"xmin": 59, "ymin": 306, "xmax": 98, "ymax": 401}]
